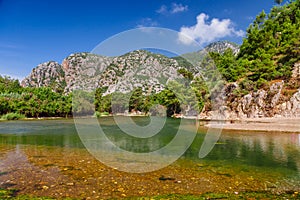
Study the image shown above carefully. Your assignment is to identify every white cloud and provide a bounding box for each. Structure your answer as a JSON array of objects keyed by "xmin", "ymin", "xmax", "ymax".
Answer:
[
  {"xmin": 156, "ymin": 5, "xmax": 167, "ymax": 14},
  {"xmin": 178, "ymin": 13, "xmax": 245, "ymax": 45},
  {"xmin": 156, "ymin": 3, "xmax": 188, "ymax": 15},
  {"xmin": 136, "ymin": 18, "xmax": 158, "ymax": 28},
  {"xmin": 171, "ymin": 3, "xmax": 188, "ymax": 14}
]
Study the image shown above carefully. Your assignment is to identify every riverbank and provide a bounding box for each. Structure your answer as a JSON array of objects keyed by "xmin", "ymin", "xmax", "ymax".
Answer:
[
  {"xmin": 1, "ymin": 112, "xmax": 300, "ymax": 133},
  {"xmin": 204, "ymin": 117, "xmax": 300, "ymax": 133}
]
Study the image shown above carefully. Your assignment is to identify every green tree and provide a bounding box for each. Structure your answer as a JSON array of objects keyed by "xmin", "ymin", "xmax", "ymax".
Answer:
[{"xmin": 237, "ymin": 0, "xmax": 300, "ymax": 88}]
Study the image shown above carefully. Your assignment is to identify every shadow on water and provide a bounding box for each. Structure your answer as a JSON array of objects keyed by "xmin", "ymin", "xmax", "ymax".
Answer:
[{"xmin": 0, "ymin": 120, "xmax": 83, "ymax": 148}]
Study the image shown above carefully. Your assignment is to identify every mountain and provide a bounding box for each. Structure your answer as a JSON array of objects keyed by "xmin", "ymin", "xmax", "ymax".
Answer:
[
  {"xmin": 21, "ymin": 51, "xmax": 183, "ymax": 94},
  {"xmin": 21, "ymin": 41, "xmax": 237, "ymax": 94},
  {"xmin": 177, "ymin": 41, "xmax": 240, "ymax": 67},
  {"xmin": 203, "ymin": 41, "xmax": 240, "ymax": 55}
]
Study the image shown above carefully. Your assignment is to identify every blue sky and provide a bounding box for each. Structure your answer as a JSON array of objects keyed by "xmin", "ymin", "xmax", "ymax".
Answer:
[{"xmin": 0, "ymin": 0, "xmax": 287, "ymax": 80}]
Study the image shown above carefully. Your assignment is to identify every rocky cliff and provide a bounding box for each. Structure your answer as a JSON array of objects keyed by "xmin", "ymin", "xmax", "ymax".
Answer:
[
  {"xmin": 204, "ymin": 62, "xmax": 300, "ymax": 119},
  {"xmin": 21, "ymin": 61, "xmax": 66, "ymax": 93},
  {"xmin": 21, "ymin": 51, "xmax": 184, "ymax": 94}
]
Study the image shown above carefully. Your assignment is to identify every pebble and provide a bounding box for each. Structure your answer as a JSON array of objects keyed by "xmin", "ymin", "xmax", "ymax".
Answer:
[{"xmin": 42, "ymin": 185, "xmax": 49, "ymax": 190}]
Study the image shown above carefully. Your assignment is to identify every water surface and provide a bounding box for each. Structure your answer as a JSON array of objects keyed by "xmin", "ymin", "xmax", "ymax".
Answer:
[{"xmin": 0, "ymin": 117, "xmax": 299, "ymax": 198}]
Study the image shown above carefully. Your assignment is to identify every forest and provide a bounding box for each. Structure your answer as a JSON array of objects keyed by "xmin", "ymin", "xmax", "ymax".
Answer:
[{"xmin": 0, "ymin": 0, "xmax": 299, "ymax": 119}]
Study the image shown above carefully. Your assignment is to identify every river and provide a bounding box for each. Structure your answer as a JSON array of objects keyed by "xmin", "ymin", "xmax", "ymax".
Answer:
[{"xmin": 0, "ymin": 117, "xmax": 299, "ymax": 198}]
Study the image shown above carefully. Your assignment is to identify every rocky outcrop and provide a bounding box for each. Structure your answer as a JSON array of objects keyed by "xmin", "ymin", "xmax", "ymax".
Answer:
[
  {"xmin": 99, "ymin": 50, "xmax": 181, "ymax": 95},
  {"xmin": 22, "ymin": 51, "xmax": 184, "ymax": 94},
  {"xmin": 207, "ymin": 77, "xmax": 300, "ymax": 119},
  {"xmin": 204, "ymin": 41, "xmax": 240, "ymax": 55},
  {"xmin": 21, "ymin": 61, "xmax": 65, "ymax": 93},
  {"xmin": 61, "ymin": 53, "xmax": 113, "ymax": 93},
  {"xmin": 278, "ymin": 89, "xmax": 300, "ymax": 117}
]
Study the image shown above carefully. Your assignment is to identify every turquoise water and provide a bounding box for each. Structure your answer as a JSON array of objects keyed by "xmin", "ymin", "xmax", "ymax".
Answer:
[{"xmin": 0, "ymin": 117, "xmax": 300, "ymax": 176}]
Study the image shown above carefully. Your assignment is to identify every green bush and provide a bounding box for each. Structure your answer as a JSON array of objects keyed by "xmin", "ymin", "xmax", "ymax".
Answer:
[
  {"xmin": 94, "ymin": 111, "xmax": 110, "ymax": 118},
  {"xmin": 1, "ymin": 113, "xmax": 25, "ymax": 120}
]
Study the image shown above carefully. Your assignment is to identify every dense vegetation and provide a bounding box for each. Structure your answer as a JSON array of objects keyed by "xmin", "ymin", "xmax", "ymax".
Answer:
[
  {"xmin": 0, "ymin": 75, "xmax": 200, "ymax": 119},
  {"xmin": 211, "ymin": 0, "xmax": 300, "ymax": 91},
  {"xmin": 93, "ymin": 81, "xmax": 203, "ymax": 117},
  {"xmin": 0, "ymin": 76, "xmax": 72, "ymax": 119}
]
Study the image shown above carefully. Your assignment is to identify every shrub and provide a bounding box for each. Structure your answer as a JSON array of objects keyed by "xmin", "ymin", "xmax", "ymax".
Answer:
[
  {"xmin": 1, "ymin": 113, "xmax": 25, "ymax": 120},
  {"xmin": 94, "ymin": 111, "xmax": 110, "ymax": 118}
]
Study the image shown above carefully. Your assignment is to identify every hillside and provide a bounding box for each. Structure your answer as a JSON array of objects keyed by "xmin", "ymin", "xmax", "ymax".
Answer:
[{"xmin": 21, "ymin": 41, "xmax": 236, "ymax": 95}]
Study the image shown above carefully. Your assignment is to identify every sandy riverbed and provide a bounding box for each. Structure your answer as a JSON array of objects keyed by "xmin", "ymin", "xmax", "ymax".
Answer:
[{"xmin": 205, "ymin": 117, "xmax": 300, "ymax": 133}]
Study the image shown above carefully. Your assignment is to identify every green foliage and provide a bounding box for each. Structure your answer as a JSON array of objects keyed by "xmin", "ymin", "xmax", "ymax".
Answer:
[
  {"xmin": 208, "ymin": 0, "xmax": 300, "ymax": 93},
  {"xmin": 177, "ymin": 68, "xmax": 194, "ymax": 80},
  {"xmin": 0, "ymin": 188, "xmax": 77, "ymax": 199},
  {"xmin": 0, "ymin": 76, "xmax": 21, "ymax": 93},
  {"xmin": 129, "ymin": 87, "xmax": 144, "ymax": 112},
  {"xmin": 94, "ymin": 111, "xmax": 109, "ymax": 118},
  {"xmin": 72, "ymin": 90, "xmax": 94, "ymax": 116},
  {"xmin": 153, "ymin": 88, "xmax": 181, "ymax": 116},
  {"xmin": 191, "ymin": 76, "xmax": 209, "ymax": 111},
  {"xmin": 238, "ymin": 0, "xmax": 300, "ymax": 85},
  {"xmin": 173, "ymin": 56, "xmax": 196, "ymax": 73},
  {"xmin": 1, "ymin": 113, "xmax": 25, "ymax": 120},
  {"xmin": 0, "ymin": 76, "xmax": 72, "ymax": 118},
  {"xmin": 209, "ymin": 49, "xmax": 245, "ymax": 82}
]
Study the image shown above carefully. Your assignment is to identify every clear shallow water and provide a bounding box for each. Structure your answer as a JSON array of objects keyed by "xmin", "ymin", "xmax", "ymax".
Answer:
[
  {"xmin": 0, "ymin": 118, "xmax": 300, "ymax": 173},
  {"xmin": 0, "ymin": 117, "xmax": 299, "ymax": 197}
]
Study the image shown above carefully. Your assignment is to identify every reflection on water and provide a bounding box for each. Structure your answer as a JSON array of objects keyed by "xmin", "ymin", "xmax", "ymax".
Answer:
[
  {"xmin": 0, "ymin": 118, "xmax": 300, "ymax": 174},
  {"xmin": 190, "ymin": 132, "xmax": 300, "ymax": 174}
]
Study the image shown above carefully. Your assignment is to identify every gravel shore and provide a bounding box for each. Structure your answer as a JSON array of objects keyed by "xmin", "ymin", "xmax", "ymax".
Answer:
[{"xmin": 205, "ymin": 118, "xmax": 300, "ymax": 133}]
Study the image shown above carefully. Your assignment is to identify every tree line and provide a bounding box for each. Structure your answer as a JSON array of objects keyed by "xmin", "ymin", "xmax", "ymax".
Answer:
[
  {"xmin": 0, "ymin": 76, "xmax": 72, "ymax": 119},
  {"xmin": 0, "ymin": 75, "xmax": 207, "ymax": 119}
]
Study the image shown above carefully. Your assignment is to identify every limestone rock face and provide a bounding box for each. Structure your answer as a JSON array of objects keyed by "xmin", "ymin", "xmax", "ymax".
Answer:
[
  {"xmin": 207, "ymin": 78, "xmax": 300, "ymax": 119},
  {"xmin": 292, "ymin": 62, "xmax": 300, "ymax": 78},
  {"xmin": 21, "ymin": 61, "xmax": 65, "ymax": 93},
  {"xmin": 98, "ymin": 50, "xmax": 182, "ymax": 95},
  {"xmin": 21, "ymin": 51, "xmax": 184, "ymax": 95},
  {"xmin": 205, "ymin": 41, "xmax": 240, "ymax": 55},
  {"xmin": 278, "ymin": 89, "xmax": 300, "ymax": 117},
  {"xmin": 61, "ymin": 53, "xmax": 113, "ymax": 93}
]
